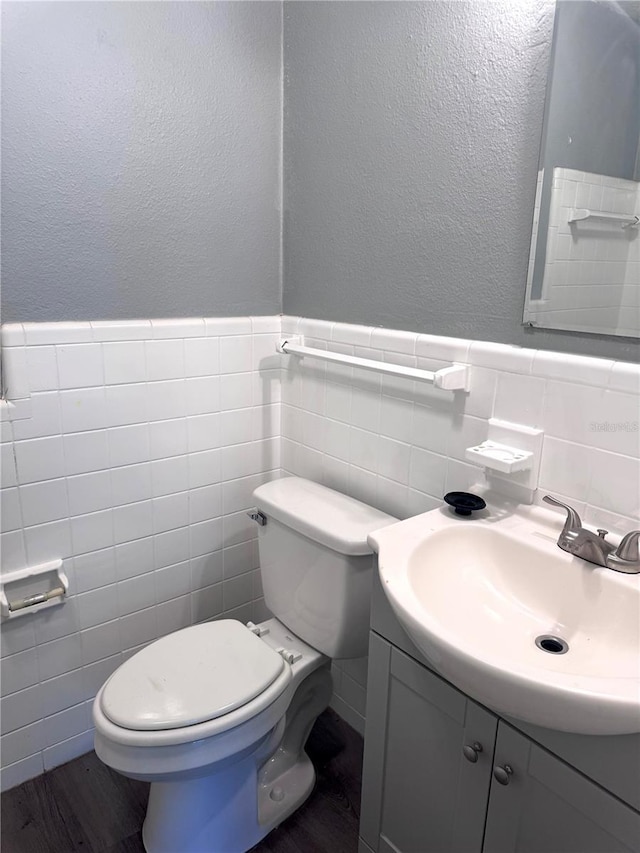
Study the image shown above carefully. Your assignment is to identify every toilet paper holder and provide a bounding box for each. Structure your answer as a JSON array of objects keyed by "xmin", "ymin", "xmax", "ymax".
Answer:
[{"xmin": 0, "ymin": 559, "xmax": 68, "ymax": 619}]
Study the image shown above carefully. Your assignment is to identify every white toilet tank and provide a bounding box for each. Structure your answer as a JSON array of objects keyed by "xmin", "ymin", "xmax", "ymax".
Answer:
[{"xmin": 252, "ymin": 478, "xmax": 397, "ymax": 659}]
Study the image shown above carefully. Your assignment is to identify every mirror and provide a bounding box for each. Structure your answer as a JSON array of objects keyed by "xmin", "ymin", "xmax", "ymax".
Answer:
[{"xmin": 523, "ymin": 0, "xmax": 640, "ymax": 339}]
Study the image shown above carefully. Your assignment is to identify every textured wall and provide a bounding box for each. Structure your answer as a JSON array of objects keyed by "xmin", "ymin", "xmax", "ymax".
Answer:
[
  {"xmin": 283, "ymin": 1, "xmax": 638, "ymax": 361},
  {"xmin": 4, "ymin": 0, "xmax": 637, "ymax": 353},
  {"xmin": 1, "ymin": 2, "xmax": 282, "ymax": 322}
]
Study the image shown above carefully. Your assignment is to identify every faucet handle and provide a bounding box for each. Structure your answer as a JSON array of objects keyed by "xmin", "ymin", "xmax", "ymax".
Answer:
[
  {"xmin": 615, "ymin": 531, "xmax": 640, "ymax": 563},
  {"xmin": 543, "ymin": 495, "xmax": 582, "ymax": 535}
]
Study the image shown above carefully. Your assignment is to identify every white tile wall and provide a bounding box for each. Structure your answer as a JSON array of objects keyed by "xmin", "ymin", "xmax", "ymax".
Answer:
[
  {"xmin": 1, "ymin": 314, "xmax": 638, "ymax": 783},
  {"xmin": 279, "ymin": 315, "xmax": 640, "ymax": 732},
  {"xmin": 0, "ymin": 317, "xmax": 281, "ymax": 791}
]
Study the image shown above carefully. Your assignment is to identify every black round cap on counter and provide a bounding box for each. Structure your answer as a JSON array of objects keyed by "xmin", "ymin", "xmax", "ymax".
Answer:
[{"xmin": 444, "ymin": 492, "xmax": 487, "ymax": 516}]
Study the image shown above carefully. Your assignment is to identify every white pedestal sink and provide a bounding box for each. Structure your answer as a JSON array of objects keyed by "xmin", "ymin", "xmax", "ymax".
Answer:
[{"xmin": 369, "ymin": 501, "xmax": 640, "ymax": 735}]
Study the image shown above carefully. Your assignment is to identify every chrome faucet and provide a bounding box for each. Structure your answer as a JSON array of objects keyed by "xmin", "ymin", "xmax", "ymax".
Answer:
[{"xmin": 543, "ymin": 495, "xmax": 640, "ymax": 574}]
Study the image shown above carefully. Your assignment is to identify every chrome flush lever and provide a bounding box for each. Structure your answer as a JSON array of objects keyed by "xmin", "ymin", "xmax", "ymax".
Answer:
[{"xmin": 247, "ymin": 509, "xmax": 267, "ymax": 526}]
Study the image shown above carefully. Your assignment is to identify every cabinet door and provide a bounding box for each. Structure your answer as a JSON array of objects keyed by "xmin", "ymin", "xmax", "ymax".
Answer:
[
  {"xmin": 484, "ymin": 723, "xmax": 640, "ymax": 853},
  {"xmin": 360, "ymin": 636, "xmax": 498, "ymax": 853}
]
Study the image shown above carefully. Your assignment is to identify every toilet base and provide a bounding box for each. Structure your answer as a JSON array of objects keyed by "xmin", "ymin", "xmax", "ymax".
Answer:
[
  {"xmin": 142, "ymin": 751, "xmax": 265, "ymax": 853},
  {"xmin": 142, "ymin": 750, "xmax": 317, "ymax": 853},
  {"xmin": 141, "ymin": 666, "xmax": 333, "ymax": 853},
  {"xmin": 258, "ymin": 749, "xmax": 316, "ymax": 831}
]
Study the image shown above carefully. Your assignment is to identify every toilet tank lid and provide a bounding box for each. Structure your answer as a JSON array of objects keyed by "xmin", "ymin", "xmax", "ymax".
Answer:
[{"xmin": 253, "ymin": 477, "xmax": 398, "ymax": 556}]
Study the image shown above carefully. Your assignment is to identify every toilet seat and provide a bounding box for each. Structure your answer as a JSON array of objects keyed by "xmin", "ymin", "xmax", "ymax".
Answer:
[
  {"xmin": 92, "ymin": 618, "xmax": 326, "ymax": 781},
  {"xmin": 94, "ymin": 620, "xmax": 292, "ymax": 746},
  {"xmin": 101, "ymin": 620, "xmax": 286, "ymax": 731}
]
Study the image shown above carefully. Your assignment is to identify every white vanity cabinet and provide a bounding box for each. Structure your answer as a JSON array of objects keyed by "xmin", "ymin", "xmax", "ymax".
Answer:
[
  {"xmin": 484, "ymin": 724, "xmax": 640, "ymax": 853},
  {"xmin": 359, "ymin": 578, "xmax": 640, "ymax": 853},
  {"xmin": 360, "ymin": 634, "xmax": 495, "ymax": 853}
]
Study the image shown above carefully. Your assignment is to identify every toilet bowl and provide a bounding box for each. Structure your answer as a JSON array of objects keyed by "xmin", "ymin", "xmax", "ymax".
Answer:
[
  {"xmin": 94, "ymin": 618, "xmax": 331, "ymax": 852},
  {"xmin": 93, "ymin": 477, "xmax": 396, "ymax": 853}
]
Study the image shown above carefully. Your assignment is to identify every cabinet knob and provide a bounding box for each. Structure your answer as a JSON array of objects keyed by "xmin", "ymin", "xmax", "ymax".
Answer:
[
  {"xmin": 463, "ymin": 742, "xmax": 483, "ymax": 763},
  {"xmin": 493, "ymin": 764, "xmax": 514, "ymax": 786}
]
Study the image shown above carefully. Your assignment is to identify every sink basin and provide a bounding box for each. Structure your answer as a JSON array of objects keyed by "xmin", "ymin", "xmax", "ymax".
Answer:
[{"xmin": 369, "ymin": 504, "xmax": 640, "ymax": 735}]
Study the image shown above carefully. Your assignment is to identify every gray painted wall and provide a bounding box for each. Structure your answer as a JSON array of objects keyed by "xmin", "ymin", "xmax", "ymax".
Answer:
[
  {"xmin": 3, "ymin": 0, "xmax": 637, "ymax": 360},
  {"xmin": 1, "ymin": 1, "xmax": 282, "ymax": 322},
  {"xmin": 283, "ymin": 0, "xmax": 638, "ymax": 360}
]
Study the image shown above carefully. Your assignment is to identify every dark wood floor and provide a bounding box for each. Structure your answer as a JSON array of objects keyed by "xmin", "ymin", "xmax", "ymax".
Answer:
[{"xmin": 1, "ymin": 710, "xmax": 363, "ymax": 853}]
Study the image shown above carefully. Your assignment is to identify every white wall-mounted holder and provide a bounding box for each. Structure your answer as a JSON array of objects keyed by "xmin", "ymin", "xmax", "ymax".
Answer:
[
  {"xmin": 0, "ymin": 559, "xmax": 68, "ymax": 619},
  {"xmin": 466, "ymin": 419, "xmax": 544, "ymax": 504},
  {"xmin": 465, "ymin": 441, "xmax": 533, "ymax": 474},
  {"xmin": 568, "ymin": 209, "xmax": 639, "ymax": 230},
  {"xmin": 277, "ymin": 337, "xmax": 470, "ymax": 391}
]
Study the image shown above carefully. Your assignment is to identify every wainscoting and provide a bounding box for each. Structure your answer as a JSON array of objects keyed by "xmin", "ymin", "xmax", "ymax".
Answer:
[{"xmin": 1, "ymin": 314, "xmax": 638, "ymax": 789}]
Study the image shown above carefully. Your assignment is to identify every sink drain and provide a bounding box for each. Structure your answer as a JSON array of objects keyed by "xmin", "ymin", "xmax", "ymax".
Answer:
[{"xmin": 535, "ymin": 635, "xmax": 569, "ymax": 655}]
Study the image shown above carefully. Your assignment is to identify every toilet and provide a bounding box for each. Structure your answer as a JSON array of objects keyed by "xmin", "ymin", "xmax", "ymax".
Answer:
[{"xmin": 92, "ymin": 477, "xmax": 396, "ymax": 853}]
